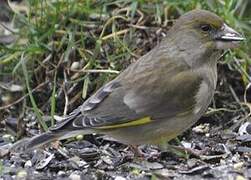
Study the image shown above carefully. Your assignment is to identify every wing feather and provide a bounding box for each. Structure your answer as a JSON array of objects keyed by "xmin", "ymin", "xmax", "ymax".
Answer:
[{"xmin": 50, "ymin": 56, "xmax": 202, "ymax": 132}]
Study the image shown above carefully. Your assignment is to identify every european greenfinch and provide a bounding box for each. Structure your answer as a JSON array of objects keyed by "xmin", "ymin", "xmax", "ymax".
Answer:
[{"xmin": 25, "ymin": 9, "xmax": 244, "ymax": 150}]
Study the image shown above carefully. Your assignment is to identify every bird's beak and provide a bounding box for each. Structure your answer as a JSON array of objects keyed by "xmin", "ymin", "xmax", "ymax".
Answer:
[
  {"xmin": 218, "ymin": 24, "xmax": 245, "ymax": 41},
  {"xmin": 215, "ymin": 23, "xmax": 245, "ymax": 49}
]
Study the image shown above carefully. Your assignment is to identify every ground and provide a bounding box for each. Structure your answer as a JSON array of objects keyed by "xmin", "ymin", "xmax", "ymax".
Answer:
[{"xmin": 0, "ymin": 1, "xmax": 251, "ymax": 179}]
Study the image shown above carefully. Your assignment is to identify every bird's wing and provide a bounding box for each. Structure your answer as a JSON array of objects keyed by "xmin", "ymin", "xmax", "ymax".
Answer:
[
  {"xmin": 50, "ymin": 79, "xmax": 146, "ymax": 131},
  {"xmin": 51, "ymin": 58, "xmax": 202, "ymax": 131}
]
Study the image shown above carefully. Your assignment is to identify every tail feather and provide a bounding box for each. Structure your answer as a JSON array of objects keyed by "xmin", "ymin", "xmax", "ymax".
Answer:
[
  {"xmin": 11, "ymin": 111, "xmax": 89, "ymax": 152},
  {"xmin": 25, "ymin": 131, "xmax": 62, "ymax": 150},
  {"xmin": 10, "ymin": 131, "xmax": 62, "ymax": 152},
  {"xmin": 10, "ymin": 130, "xmax": 89, "ymax": 152}
]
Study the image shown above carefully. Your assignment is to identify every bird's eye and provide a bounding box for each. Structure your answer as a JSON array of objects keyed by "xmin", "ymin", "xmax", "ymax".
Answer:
[{"xmin": 200, "ymin": 24, "xmax": 211, "ymax": 32}]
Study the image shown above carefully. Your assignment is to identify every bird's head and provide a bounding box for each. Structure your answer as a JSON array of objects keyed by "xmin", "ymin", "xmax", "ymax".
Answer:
[{"xmin": 170, "ymin": 9, "xmax": 244, "ymax": 51}]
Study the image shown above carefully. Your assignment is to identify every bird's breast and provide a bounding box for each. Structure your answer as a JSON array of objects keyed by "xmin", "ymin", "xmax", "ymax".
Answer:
[
  {"xmin": 193, "ymin": 62, "xmax": 217, "ymax": 116},
  {"xmin": 193, "ymin": 80, "xmax": 212, "ymax": 116}
]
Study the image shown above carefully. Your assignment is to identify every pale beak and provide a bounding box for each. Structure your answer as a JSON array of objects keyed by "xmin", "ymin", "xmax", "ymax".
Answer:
[
  {"xmin": 216, "ymin": 23, "xmax": 245, "ymax": 41},
  {"xmin": 215, "ymin": 23, "xmax": 245, "ymax": 49}
]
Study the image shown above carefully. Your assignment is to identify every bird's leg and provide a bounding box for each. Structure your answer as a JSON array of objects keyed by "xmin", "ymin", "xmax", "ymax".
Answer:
[
  {"xmin": 167, "ymin": 145, "xmax": 207, "ymax": 158},
  {"xmin": 129, "ymin": 145, "xmax": 144, "ymax": 157},
  {"xmin": 160, "ymin": 138, "xmax": 208, "ymax": 159},
  {"xmin": 129, "ymin": 145, "xmax": 161, "ymax": 160}
]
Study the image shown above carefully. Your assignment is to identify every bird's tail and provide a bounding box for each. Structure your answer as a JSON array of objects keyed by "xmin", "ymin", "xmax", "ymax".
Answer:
[
  {"xmin": 27, "ymin": 129, "xmax": 89, "ymax": 149},
  {"xmin": 25, "ymin": 131, "xmax": 62, "ymax": 150},
  {"xmin": 11, "ymin": 130, "xmax": 86, "ymax": 152},
  {"xmin": 10, "ymin": 131, "xmax": 63, "ymax": 152},
  {"xmin": 11, "ymin": 109, "xmax": 87, "ymax": 152}
]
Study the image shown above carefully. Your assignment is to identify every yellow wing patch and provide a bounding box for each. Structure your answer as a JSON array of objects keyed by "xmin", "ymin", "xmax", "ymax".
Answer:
[{"xmin": 95, "ymin": 117, "xmax": 152, "ymax": 130}]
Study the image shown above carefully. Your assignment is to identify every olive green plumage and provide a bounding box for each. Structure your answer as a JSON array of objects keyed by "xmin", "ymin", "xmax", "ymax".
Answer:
[{"xmin": 25, "ymin": 9, "xmax": 244, "ymax": 150}]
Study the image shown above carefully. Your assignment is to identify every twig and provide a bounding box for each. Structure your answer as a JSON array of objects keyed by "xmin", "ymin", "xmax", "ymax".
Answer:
[
  {"xmin": 228, "ymin": 84, "xmax": 241, "ymax": 103},
  {"xmin": 101, "ymin": 29, "xmax": 129, "ymax": 41},
  {"xmin": 99, "ymin": 15, "xmax": 129, "ymax": 39},
  {"xmin": 63, "ymin": 70, "xmax": 69, "ymax": 116},
  {"xmin": 0, "ymin": 81, "xmax": 49, "ymax": 111}
]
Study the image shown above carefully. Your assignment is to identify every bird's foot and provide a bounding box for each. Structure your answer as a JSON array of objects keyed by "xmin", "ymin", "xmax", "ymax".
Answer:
[
  {"xmin": 129, "ymin": 145, "xmax": 161, "ymax": 160},
  {"xmin": 164, "ymin": 144, "xmax": 209, "ymax": 159}
]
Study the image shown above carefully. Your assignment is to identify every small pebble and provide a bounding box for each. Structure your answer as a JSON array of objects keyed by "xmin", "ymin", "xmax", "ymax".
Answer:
[
  {"xmin": 69, "ymin": 173, "xmax": 81, "ymax": 180},
  {"xmin": 234, "ymin": 162, "xmax": 244, "ymax": 170},
  {"xmin": 71, "ymin": 61, "xmax": 80, "ymax": 70},
  {"xmin": 16, "ymin": 170, "xmax": 27, "ymax": 180},
  {"xmin": 2, "ymin": 134, "xmax": 15, "ymax": 142},
  {"xmin": 114, "ymin": 176, "xmax": 126, "ymax": 180},
  {"xmin": 235, "ymin": 175, "xmax": 246, "ymax": 180},
  {"xmin": 192, "ymin": 123, "xmax": 210, "ymax": 134},
  {"xmin": 76, "ymin": 134, "xmax": 83, "ymax": 141},
  {"xmin": 58, "ymin": 170, "xmax": 66, "ymax": 176},
  {"xmin": 24, "ymin": 160, "xmax": 32, "ymax": 168}
]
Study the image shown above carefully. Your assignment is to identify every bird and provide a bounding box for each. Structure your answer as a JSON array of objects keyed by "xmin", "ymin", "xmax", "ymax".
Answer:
[{"xmin": 24, "ymin": 9, "xmax": 244, "ymax": 150}]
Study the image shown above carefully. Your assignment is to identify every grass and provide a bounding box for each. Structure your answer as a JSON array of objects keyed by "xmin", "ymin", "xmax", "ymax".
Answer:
[{"xmin": 0, "ymin": 0, "xmax": 250, "ymax": 134}]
